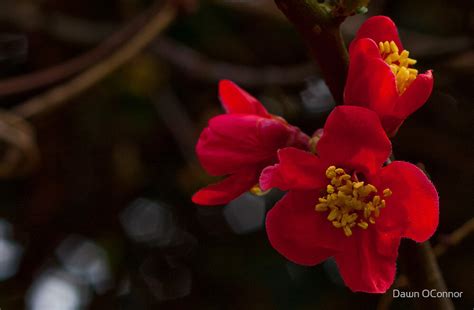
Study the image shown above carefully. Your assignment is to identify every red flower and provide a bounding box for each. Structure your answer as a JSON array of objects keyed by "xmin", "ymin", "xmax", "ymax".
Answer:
[
  {"xmin": 344, "ymin": 16, "xmax": 434, "ymax": 136},
  {"xmin": 192, "ymin": 80, "xmax": 309, "ymax": 206},
  {"xmin": 260, "ymin": 106, "xmax": 438, "ymax": 293}
]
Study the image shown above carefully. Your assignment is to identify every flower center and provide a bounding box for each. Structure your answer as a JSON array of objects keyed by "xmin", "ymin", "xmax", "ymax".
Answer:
[
  {"xmin": 315, "ymin": 166, "xmax": 392, "ymax": 237},
  {"xmin": 378, "ymin": 40, "xmax": 418, "ymax": 94}
]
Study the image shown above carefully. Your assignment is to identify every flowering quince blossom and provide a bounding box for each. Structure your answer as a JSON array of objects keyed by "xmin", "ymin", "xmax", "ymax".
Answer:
[
  {"xmin": 260, "ymin": 106, "xmax": 439, "ymax": 293},
  {"xmin": 344, "ymin": 16, "xmax": 434, "ymax": 136},
  {"xmin": 192, "ymin": 80, "xmax": 310, "ymax": 206}
]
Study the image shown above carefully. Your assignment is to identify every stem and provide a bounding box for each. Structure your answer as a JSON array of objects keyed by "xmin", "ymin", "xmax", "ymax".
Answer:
[
  {"xmin": 434, "ymin": 217, "xmax": 474, "ymax": 257},
  {"xmin": 400, "ymin": 241, "xmax": 455, "ymax": 310},
  {"xmin": 13, "ymin": 3, "xmax": 176, "ymax": 120},
  {"xmin": 152, "ymin": 38, "xmax": 314, "ymax": 86},
  {"xmin": 274, "ymin": 0, "xmax": 349, "ymax": 104}
]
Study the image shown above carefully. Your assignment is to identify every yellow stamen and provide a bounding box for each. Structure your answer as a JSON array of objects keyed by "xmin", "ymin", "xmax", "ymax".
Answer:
[
  {"xmin": 315, "ymin": 166, "xmax": 391, "ymax": 237},
  {"xmin": 250, "ymin": 184, "xmax": 270, "ymax": 196},
  {"xmin": 378, "ymin": 42, "xmax": 384, "ymax": 54},
  {"xmin": 378, "ymin": 40, "xmax": 418, "ymax": 94},
  {"xmin": 325, "ymin": 166, "xmax": 337, "ymax": 179},
  {"xmin": 327, "ymin": 184, "xmax": 335, "ymax": 194},
  {"xmin": 343, "ymin": 226, "xmax": 353, "ymax": 237},
  {"xmin": 389, "ymin": 41, "xmax": 399, "ymax": 53},
  {"xmin": 315, "ymin": 203, "xmax": 328, "ymax": 212},
  {"xmin": 327, "ymin": 208, "xmax": 339, "ymax": 221}
]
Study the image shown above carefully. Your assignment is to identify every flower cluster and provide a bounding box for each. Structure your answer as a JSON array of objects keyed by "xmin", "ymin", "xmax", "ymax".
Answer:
[
  {"xmin": 193, "ymin": 16, "xmax": 439, "ymax": 293},
  {"xmin": 344, "ymin": 16, "xmax": 433, "ymax": 136},
  {"xmin": 192, "ymin": 80, "xmax": 309, "ymax": 206}
]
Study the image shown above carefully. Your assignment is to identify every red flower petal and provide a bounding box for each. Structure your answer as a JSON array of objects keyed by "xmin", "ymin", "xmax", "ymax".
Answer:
[
  {"xmin": 219, "ymin": 80, "xmax": 270, "ymax": 117},
  {"xmin": 265, "ymin": 191, "xmax": 346, "ymax": 266},
  {"xmin": 377, "ymin": 161, "xmax": 439, "ymax": 242},
  {"xmin": 259, "ymin": 147, "xmax": 327, "ymax": 191},
  {"xmin": 379, "ymin": 115, "xmax": 405, "ymax": 137},
  {"xmin": 335, "ymin": 231, "xmax": 400, "ymax": 293},
  {"xmin": 257, "ymin": 119, "xmax": 308, "ymax": 153},
  {"xmin": 192, "ymin": 169, "xmax": 258, "ymax": 206},
  {"xmin": 196, "ymin": 114, "xmax": 273, "ymax": 176},
  {"xmin": 317, "ymin": 106, "xmax": 391, "ymax": 176},
  {"xmin": 393, "ymin": 70, "xmax": 434, "ymax": 119},
  {"xmin": 355, "ymin": 16, "xmax": 403, "ymax": 50},
  {"xmin": 259, "ymin": 164, "xmax": 284, "ymax": 191},
  {"xmin": 345, "ymin": 38, "xmax": 399, "ymax": 116}
]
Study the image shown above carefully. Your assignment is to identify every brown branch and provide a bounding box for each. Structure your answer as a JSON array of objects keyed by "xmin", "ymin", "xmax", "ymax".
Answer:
[
  {"xmin": 395, "ymin": 163, "xmax": 454, "ymax": 309},
  {"xmin": 376, "ymin": 275, "xmax": 409, "ymax": 310},
  {"xmin": 378, "ymin": 219, "xmax": 473, "ymax": 310},
  {"xmin": 434, "ymin": 217, "xmax": 474, "ymax": 257},
  {"xmin": 151, "ymin": 87, "xmax": 197, "ymax": 166},
  {"xmin": 12, "ymin": 3, "xmax": 176, "ymax": 120},
  {"xmin": 152, "ymin": 37, "xmax": 315, "ymax": 86},
  {"xmin": 0, "ymin": 110, "xmax": 39, "ymax": 178},
  {"xmin": 0, "ymin": 4, "xmax": 154, "ymax": 97},
  {"xmin": 273, "ymin": 0, "xmax": 349, "ymax": 104},
  {"xmin": 213, "ymin": 0, "xmax": 286, "ymax": 21},
  {"xmin": 376, "ymin": 160, "xmax": 454, "ymax": 310},
  {"xmin": 400, "ymin": 241, "xmax": 454, "ymax": 310},
  {"xmin": 0, "ymin": 5, "xmax": 314, "ymax": 88}
]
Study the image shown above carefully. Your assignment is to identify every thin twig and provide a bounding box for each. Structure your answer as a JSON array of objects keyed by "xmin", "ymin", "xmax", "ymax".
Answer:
[
  {"xmin": 400, "ymin": 241, "xmax": 455, "ymax": 310},
  {"xmin": 396, "ymin": 162, "xmax": 454, "ymax": 309},
  {"xmin": 152, "ymin": 37, "xmax": 315, "ymax": 86},
  {"xmin": 377, "ymin": 161, "xmax": 454, "ymax": 310},
  {"xmin": 12, "ymin": 3, "xmax": 176, "ymax": 120},
  {"xmin": 434, "ymin": 217, "xmax": 474, "ymax": 257},
  {"xmin": 151, "ymin": 87, "xmax": 197, "ymax": 166},
  {"xmin": 376, "ymin": 275, "xmax": 409, "ymax": 310},
  {"xmin": 0, "ymin": 110, "xmax": 39, "ymax": 178},
  {"xmin": 0, "ymin": 4, "xmax": 151, "ymax": 97},
  {"xmin": 213, "ymin": 0, "xmax": 286, "ymax": 21},
  {"xmin": 377, "ymin": 217, "xmax": 473, "ymax": 310},
  {"xmin": 377, "ymin": 216, "xmax": 474, "ymax": 310}
]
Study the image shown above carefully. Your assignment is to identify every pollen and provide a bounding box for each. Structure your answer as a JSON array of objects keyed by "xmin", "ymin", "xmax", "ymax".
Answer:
[
  {"xmin": 250, "ymin": 184, "xmax": 270, "ymax": 196},
  {"xmin": 378, "ymin": 40, "xmax": 418, "ymax": 94},
  {"xmin": 315, "ymin": 166, "xmax": 391, "ymax": 237}
]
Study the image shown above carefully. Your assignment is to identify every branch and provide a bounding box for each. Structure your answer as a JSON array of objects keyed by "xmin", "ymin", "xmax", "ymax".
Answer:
[
  {"xmin": 400, "ymin": 241, "xmax": 454, "ymax": 310},
  {"xmin": 395, "ymin": 162, "xmax": 454, "ymax": 309},
  {"xmin": 12, "ymin": 3, "xmax": 176, "ymax": 120},
  {"xmin": 273, "ymin": 0, "xmax": 350, "ymax": 103},
  {"xmin": 378, "ymin": 217, "xmax": 473, "ymax": 309},
  {"xmin": 0, "ymin": 110, "xmax": 39, "ymax": 178},
  {"xmin": 434, "ymin": 217, "xmax": 474, "ymax": 257},
  {"xmin": 152, "ymin": 37, "xmax": 315, "ymax": 86},
  {"xmin": 376, "ymin": 275, "xmax": 409, "ymax": 310},
  {"xmin": 0, "ymin": 4, "xmax": 148, "ymax": 97},
  {"xmin": 151, "ymin": 87, "xmax": 197, "ymax": 166},
  {"xmin": 213, "ymin": 0, "xmax": 286, "ymax": 21}
]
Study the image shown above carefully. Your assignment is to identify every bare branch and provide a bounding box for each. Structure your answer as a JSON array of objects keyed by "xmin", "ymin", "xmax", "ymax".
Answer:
[
  {"xmin": 0, "ymin": 110, "xmax": 39, "ymax": 178},
  {"xmin": 13, "ymin": 3, "xmax": 176, "ymax": 120},
  {"xmin": 0, "ymin": 3, "xmax": 165, "ymax": 97},
  {"xmin": 152, "ymin": 37, "xmax": 315, "ymax": 86},
  {"xmin": 273, "ymin": 0, "xmax": 349, "ymax": 103},
  {"xmin": 434, "ymin": 217, "xmax": 474, "ymax": 257}
]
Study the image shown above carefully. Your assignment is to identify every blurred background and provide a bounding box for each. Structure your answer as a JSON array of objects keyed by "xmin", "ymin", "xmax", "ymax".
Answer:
[{"xmin": 0, "ymin": 0, "xmax": 472, "ymax": 309}]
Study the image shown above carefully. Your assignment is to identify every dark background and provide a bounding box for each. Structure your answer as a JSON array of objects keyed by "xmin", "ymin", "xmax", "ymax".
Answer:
[{"xmin": 0, "ymin": 0, "xmax": 472, "ymax": 309}]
